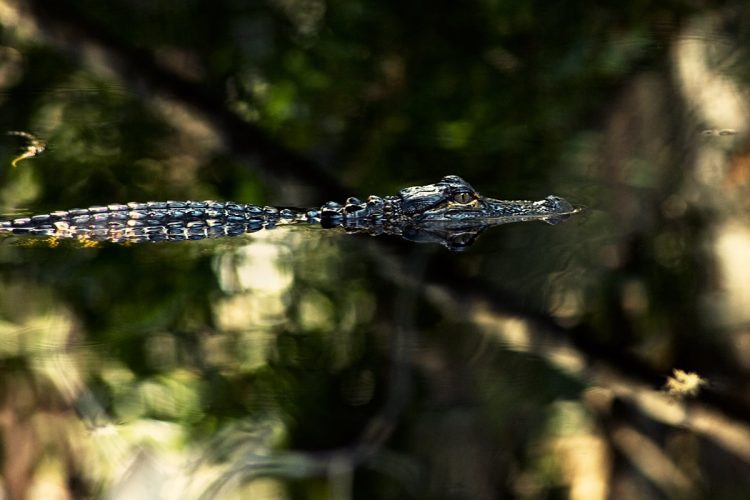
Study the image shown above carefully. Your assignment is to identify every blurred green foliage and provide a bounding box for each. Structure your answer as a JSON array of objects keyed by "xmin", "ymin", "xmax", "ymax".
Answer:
[{"xmin": 0, "ymin": 0, "xmax": 749, "ymax": 498}]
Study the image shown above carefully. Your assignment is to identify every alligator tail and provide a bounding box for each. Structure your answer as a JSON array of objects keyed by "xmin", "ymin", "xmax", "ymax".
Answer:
[{"xmin": 0, "ymin": 201, "xmax": 313, "ymax": 243}]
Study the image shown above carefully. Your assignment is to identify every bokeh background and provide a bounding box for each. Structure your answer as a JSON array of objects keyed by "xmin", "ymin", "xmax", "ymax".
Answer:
[{"xmin": 1, "ymin": 0, "xmax": 750, "ymax": 498}]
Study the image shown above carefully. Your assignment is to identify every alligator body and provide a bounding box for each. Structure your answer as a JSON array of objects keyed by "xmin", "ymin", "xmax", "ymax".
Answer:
[{"xmin": 0, "ymin": 176, "xmax": 577, "ymax": 251}]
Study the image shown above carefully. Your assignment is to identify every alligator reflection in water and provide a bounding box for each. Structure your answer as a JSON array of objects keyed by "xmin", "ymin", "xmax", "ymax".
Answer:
[{"xmin": 0, "ymin": 175, "xmax": 579, "ymax": 251}]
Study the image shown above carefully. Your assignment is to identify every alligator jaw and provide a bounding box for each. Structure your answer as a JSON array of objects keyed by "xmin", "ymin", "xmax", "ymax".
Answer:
[
  {"xmin": 413, "ymin": 194, "xmax": 579, "ymax": 228},
  {"xmin": 400, "ymin": 190, "xmax": 579, "ymax": 251}
]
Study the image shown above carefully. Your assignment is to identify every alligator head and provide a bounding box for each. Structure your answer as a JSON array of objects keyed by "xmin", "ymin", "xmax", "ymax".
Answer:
[{"xmin": 396, "ymin": 175, "xmax": 577, "ymax": 251}]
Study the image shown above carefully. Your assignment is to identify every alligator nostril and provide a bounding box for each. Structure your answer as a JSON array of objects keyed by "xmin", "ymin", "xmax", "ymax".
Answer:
[{"xmin": 545, "ymin": 195, "xmax": 574, "ymax": 213}]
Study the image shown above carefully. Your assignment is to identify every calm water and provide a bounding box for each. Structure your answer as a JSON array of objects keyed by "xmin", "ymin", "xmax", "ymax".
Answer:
[{"xmin": 0, "ymin": 2, "xmax": 749, "ymax": 499}]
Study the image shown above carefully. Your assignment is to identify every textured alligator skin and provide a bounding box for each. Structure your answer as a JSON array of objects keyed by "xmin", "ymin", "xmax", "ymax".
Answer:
[{"xmin": 0, "ymin": 176, "xmax": 578, "ymax": 250}]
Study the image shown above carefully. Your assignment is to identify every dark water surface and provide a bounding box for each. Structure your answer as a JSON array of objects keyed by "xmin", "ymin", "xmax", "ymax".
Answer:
[{"xmin": 1, "ymin": 1, "xmax": 750, "ymax": 499}]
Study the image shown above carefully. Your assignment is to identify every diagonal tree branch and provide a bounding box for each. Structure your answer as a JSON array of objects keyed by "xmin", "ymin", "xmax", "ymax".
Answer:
[{"xmin": 15, "ymin": 0, "xmax": 348, "ymax": 201}]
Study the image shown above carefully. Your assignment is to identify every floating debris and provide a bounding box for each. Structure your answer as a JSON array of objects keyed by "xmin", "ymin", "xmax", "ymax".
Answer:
[
  {"xmin": 7, "ymin": 130, "xmax": 46, "ymax": 168},
  {"xmin": 664, "ymin": 369, "xmax": 707, "ymax": 399},
  {"xmin": 701, "ymin": 128, "xmax": 737, "ymax": 137}
]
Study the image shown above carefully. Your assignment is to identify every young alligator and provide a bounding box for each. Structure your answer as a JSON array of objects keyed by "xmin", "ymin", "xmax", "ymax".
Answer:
[{"xmin": 0, "ymin": 175, "xmax": 577, "ymax": 251}]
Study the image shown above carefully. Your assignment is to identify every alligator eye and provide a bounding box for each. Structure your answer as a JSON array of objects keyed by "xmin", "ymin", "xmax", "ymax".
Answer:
[{"xmin": 453, "ymin": 192, "xmax": 474, "ymax": 204}]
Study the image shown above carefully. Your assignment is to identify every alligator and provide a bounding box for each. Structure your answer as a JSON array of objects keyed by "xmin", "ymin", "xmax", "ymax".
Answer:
[{"xmin": 0, "ymin": 175, "xmax": 578, "ymax": 251}]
